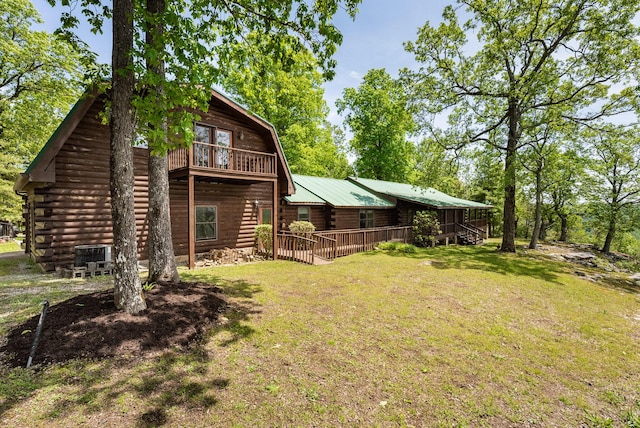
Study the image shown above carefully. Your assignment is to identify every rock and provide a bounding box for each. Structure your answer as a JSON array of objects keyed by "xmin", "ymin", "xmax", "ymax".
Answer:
[
  {"xmin": 562, "ymin": 252, "xmax": 597, "ymax": 261},
  {"xmin": 575, "ymin": 271, "xmax": 587, "ymax": 277}
]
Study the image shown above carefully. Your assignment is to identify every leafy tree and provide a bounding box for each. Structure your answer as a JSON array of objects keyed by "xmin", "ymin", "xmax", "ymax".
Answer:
[
  {"xmin": 582, "ymin": 125, "xmax": 640, "ymax": 254},
  {"xmin": 53, "ymin": 0, "xmax": 361, "ymax": 313},
  {"xmin": 0, "ymin": 0, "xmax": 85, "ymax": 223},
  {"xmin": 220, "ymin": 32, "xmax": 350, "ymax": 177},
  {"xmin": 403, "ymin": 0, "xmax": 640, "ymax": 252},
  {"xmin": 337, "ymin": 68, "xmax": 416, "ymax": 181},
  {"xmin": 411, "ymin": 136, "xmax": 464, "ymax": 196},
  {"xmin": 548, "ymin": 151, "xmax": 582, "ymax": 242},
  {"xmin": 412, "ymin": 211, "xmax": 441, "ymax": 247}
]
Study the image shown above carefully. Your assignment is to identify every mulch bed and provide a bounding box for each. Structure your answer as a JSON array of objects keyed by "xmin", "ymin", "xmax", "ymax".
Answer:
[{"xmin": 0, "ymin": 282, "xmax": 226, "ymax": 368}]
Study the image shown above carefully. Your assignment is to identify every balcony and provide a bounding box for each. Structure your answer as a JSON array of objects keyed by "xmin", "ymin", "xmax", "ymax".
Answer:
[{"xmin": 168, "ymin": 142, "xmax": 277, "ymax": 179}]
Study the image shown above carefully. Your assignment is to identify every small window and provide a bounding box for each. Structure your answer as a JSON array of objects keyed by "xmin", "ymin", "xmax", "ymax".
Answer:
[
  {"xmin": 196, "ymin": 206, "xmax": 217, "ymax": 241},
  {"xmin": 359, "ymin": 209, "xmax": 374, "ymax": 228},
  {"xmin": 260, "ymin": 207, "xmax": 272, "ymax": 225},
  {"xmin": 298, "ymin": 206, "xmax": 310, "ymax": 222}
]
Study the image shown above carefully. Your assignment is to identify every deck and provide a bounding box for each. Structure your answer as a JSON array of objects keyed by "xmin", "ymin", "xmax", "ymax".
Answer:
[{"xmin": 168, "ymin": 142, "xmax": 277, "ymax": 180}]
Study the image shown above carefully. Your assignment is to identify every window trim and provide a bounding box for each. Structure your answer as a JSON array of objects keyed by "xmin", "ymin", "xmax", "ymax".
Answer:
[
  {"xmin": 195, "ymin": 205, "xmax": 218, "ymax": 241},
  {"xmin": 297, "ymin": 206, "xmax": 310, "ymax": 222},
  {"xmin": 359, "ymin": 209, "xmax": 374, "ymax": 229}
]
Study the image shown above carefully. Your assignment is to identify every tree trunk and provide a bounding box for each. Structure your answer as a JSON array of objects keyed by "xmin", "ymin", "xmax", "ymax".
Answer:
[
  {"xmin": 110, "ymin": 0, "xmax": 146, "ymax": 314},
  {"xmin": 500, "ymin": 99, "xmax": 519, "ymax": 252},
  {"xmin": 602, "ymin": 214, "xmax": 616, "ymax": 254},
  {"xmin": 529, "ymin": 169, "xmax": 542, "ymax": 249},
  {"xmin": 146, "ymin": 0, "xmax": 180, "ymax": 284},
  {"xmin": 558, "ymin": 214, "xmax": 568, "ymax": 242}
]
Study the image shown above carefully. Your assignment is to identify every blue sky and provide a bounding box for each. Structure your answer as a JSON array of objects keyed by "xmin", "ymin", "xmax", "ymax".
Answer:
[{"xmin": 32, "ymin": 0, "xmax": 450, "ymax": 127}]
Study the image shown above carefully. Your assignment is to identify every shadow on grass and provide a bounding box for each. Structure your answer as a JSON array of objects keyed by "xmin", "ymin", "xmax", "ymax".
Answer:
[
  {"xmin": 370, "ymin": 244, "xmax": 566, "ymax": 284},
  {"xmin": 0, "ymin": 275, "xmax": 263, "ymax": 423}
]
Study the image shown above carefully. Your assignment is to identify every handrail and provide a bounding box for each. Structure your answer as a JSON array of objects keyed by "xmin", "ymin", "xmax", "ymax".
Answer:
[{"xmin": 168, "ymin": 142, "xmax": 277, "ymax": 176}]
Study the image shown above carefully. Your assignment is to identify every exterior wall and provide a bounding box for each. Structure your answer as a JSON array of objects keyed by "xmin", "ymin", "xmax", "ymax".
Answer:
[
  {"xmin": 25, "ymin": 100, "xmax": 151, "ymax": 271},
  {"xmin": 24, "ymin": 96, "xmax": 283, "ymax": 272},
  {"xmin": 331, "ymin": 208, "xmax": 395, "ymax": 230},
  {"xmin": 169, "ymin": 181, "xmax": 273, "ymax": 256},
  {"xmin": 279, "ymin": 205, "xmax": 328, "ymax": 231}
]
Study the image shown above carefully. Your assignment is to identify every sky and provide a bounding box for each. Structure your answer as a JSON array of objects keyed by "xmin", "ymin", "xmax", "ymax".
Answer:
[{"xmin": 31, "ymin": 0, "xmax": 451, "ymax": 127}]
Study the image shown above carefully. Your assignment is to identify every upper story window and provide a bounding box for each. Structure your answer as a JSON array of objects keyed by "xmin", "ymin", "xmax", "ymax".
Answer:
[
  {"xmin": 359, "ymin": 209, "xmax": 374, "ymax": 229},
  {"xmin": 193, "ymin": 123, "xmax": 232, "ymax": 168}
]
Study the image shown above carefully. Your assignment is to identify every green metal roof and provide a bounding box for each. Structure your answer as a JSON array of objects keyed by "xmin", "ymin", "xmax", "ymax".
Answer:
[
  {"xmin": 349, "ymin": 177, "xmax": 492, "ymax": 209},
  {"xmin": 284, "ymin": 183, "xmax": 325, "ymax": 204},
  {"xmin": 289, "ymin": 175, "xmax": 395, "ymax": 208}
]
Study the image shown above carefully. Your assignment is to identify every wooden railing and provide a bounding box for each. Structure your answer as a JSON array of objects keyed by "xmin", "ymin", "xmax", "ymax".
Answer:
[
  {"xmin": 277, "ymin": 226, "xmax": 412, "ymax": 264},
  {"xmin": 456, "ymin": 223, "xmax": 484, "ymax": 245},
  {"xmin": 314, "ymin": 226, "xmax": 412, "ymax": 258},
  {"xmin": 277, "ymin": 233, "xmax": 318, "ymax": 265},
  {"xmin": 168, "ymin": 142, "xmax": 277, "ymax": 177}
]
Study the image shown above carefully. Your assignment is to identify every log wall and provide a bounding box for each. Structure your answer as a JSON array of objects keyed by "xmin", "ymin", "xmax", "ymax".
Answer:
[{"xmin": 26, "ymin": 97, "xmax": 280, "ymax": 271}]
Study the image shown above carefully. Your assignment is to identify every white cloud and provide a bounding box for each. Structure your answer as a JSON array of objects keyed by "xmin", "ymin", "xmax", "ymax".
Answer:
[{"xmin": 349, "ymin": 70, "xmax": 363, "ymax": 80}]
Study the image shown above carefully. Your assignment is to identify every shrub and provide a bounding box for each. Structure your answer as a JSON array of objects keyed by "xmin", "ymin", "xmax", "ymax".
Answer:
[
  {"xmin": 288, "ymin": 221, "xmax": 316, "ymax": 250},
  {"xmin": 288, "ymin": 221, "xmax": 316, "ymax": 235},
  {"xmin": 377, "ymin": 242, "xmax": 417, "ymax": 253},
  {"xmin": 254, "ymin": 224, "xmax": 273, "ymax": 256},
  {"xmin": 412, "ymin": 211, "xmax": 441, "ymax": 247}
]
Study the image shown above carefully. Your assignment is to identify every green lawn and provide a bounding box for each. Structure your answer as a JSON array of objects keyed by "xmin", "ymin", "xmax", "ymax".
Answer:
[
  {"xmin": 0, "ymin": 240, "xmax": 20, "ymax": 254},
  {"xmin": 1, "ymin": 243, "xmax": 639, "ymax": 427}
]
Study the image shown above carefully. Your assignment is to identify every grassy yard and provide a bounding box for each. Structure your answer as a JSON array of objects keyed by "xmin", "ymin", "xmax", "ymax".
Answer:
[{"xmin": 1, "ymin": 242, "xmax": 639, "ymax": 427}]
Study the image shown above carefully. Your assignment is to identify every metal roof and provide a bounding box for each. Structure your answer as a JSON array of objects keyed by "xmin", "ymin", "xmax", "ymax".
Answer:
[
  {"xmin": 284, "ymin": 183, "xmax": 326, "ymax": 205},
  {"xmin": 349, "ymin": 177, "xmax": 492, "ymax": 209},
  {"xmin": 288, "ymin": 175, "xmax": 395, "ymax": 208}
]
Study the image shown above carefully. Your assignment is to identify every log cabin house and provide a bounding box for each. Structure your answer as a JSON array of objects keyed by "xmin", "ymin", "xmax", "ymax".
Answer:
[
  {"xmin": 348, "ymin": 177, "xmax": 491, "ymax": 244},
  {"xmin": 281, "ymin": 175, "xmax": 491, "ymax": 245},
  {"xmin": 281, "ymin": 175, "xmax": 396, "ymax": 231},
  {"xmin": 14, "ymin": 88, "xmax": 293, "ymax": 272}
]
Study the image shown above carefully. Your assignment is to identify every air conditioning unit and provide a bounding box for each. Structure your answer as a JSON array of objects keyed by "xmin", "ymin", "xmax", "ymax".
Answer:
[{"xmin": 74, "ymin": 245, "xmax": 112, "ymax": 267}]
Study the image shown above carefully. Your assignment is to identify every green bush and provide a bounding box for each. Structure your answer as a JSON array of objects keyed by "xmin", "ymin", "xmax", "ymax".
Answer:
[
  {"xmin": 377, "ymin": 242, "xmax": 399, "ymax": 251},
  {"xmin": 377, "ymin": 242, "xmax": 417, "ymax": 253},
  {"xmin": 254, "ymin": 224, "xmax": 273, "ymax": 256},
  {"xmin": 288, "ymin": 221, "xmax": 316, "ymax": 250},
  {"xmin": 412, "ymin": 211, "xmax": 442, "ymax": 247},
  {"xmin": 288, "ymin": 221, "xmax": 315, "ymax": 235}
]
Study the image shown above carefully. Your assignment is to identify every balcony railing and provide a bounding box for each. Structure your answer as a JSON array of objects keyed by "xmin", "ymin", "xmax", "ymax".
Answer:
[{"xmin": 168, "ymin": 142, "xmax": 277, "ymax": 177}]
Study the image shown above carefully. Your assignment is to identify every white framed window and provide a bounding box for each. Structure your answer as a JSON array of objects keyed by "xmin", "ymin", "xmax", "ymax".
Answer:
[
  {"xmin": 298, "ymin": 206, "xmax": 310, "ymax": 222},
  {"xmin": 196, "ymin": 206, "xmax": 217, "ymax": 241},
  {"xmin": 359, "ymin": 209, "xmax": 374, "ymax": 228}
]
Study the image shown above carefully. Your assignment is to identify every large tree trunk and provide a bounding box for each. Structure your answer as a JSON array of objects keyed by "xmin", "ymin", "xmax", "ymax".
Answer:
[
  {"xmin": 529, "ymin": 169, "xmax": 542, "ymax": 249},
  {"xmin": 110, "ymin": 0, "xmax": 146, "ymax": 314},
  {"xmin": 500, "ymin": 99, "xmax": 519, "ymax": 253},
  {"xmin": 558, "ymin": 214, "xmax": 568, "ymax": 242},
  {"xmin": 602, "ymin": 214, "xmax": 616, "ymax": 254},
  {"xmin": 146, "ymin": 0, "xmax": 180, "ymax": 284}
]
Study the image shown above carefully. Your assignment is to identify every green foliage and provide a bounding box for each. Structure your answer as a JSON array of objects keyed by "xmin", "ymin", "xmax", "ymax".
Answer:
[
  {"xmin": 377, "ymin": 241, "xmax": 417, "ymax": 253},
  {"xmin": 582, "ymin": 125, "xmax": 640, "ymax": 253},
  {"xmin": 220, "ymin": 32, "xmax": 351, "ymax": 178},
  {"xmin": 288, "ymin": 221, "xmax": 315, "ymax": 235},
  {"xmin": 412, "ymin": 211, "xmax": 441, "ymax": 247},
  {"xmin": 254, "ymin": 224, "xmax": 273, "ymax": 256},
  {"xmin": 403, "ymin": 0, "xmax": 640, "ymax": 251},
  {"xmin": 54, "ymin": 0, "xmax": 362, "ymax": 155},
  {"xmin": 337, "ymin": 68, "xmax": 416, "ymax": 181},
  {"xmin": 0, "ymin": 0, "xmax": 86, "ymax": 222}
]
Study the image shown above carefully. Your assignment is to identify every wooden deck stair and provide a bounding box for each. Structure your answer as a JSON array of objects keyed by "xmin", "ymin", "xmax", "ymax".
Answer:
[{"xmin": 456, "ymin": 223, "xmax": 484, "ymax": 245}]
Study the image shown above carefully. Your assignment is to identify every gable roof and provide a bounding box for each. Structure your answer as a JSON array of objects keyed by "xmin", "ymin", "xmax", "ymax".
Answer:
[
  {"xmin": 348, "ymin": 177, "xmax": 492, "ymax": 209},
  {"xmin": 15, "ymin": 86, "xmax": 294, "ymax": 194},
  {"xmin": 285, "ymin": 175, "xmax": 395, "ymax": 209}
]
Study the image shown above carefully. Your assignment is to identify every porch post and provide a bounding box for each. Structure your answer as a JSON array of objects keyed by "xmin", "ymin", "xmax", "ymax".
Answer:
[
  {"xmin": 188, "ymin": 174, "xmax": 195, "ymax": 269},
  {"xmin": 272, "ymin": 179, "xmax": 278, "ymax": 260}
]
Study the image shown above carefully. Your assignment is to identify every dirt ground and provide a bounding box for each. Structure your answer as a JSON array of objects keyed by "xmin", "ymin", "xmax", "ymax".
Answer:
[{"xmin": 0, "ymin": 281, "xmax": 226, "ymax": 368}]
